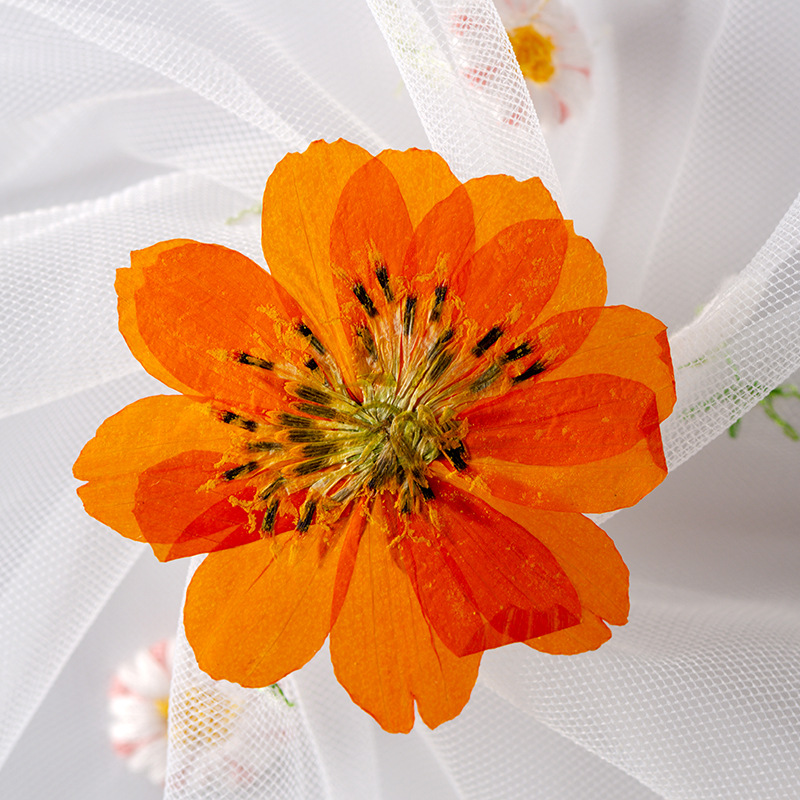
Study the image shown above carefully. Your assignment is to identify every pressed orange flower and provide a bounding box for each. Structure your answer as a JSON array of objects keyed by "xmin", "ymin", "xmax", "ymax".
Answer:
[{"xmin": 74, "ymin": 139, "xmax": 675, "ymax": 733}]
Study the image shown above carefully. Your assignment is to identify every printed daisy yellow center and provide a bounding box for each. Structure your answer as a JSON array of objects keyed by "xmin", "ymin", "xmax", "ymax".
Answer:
[{"xmin": 508, "ymin": 25, "xmax": 557, "ymax": 84}]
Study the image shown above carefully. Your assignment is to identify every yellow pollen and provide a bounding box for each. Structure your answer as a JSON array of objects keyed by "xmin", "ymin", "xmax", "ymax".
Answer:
[
  {"xmin": 154, "ymin": 696, "xmax": 169, "ymax": 721},
  {"xmin": 508, "ymin": 24, "xmax": 557, "ymax": 84}
]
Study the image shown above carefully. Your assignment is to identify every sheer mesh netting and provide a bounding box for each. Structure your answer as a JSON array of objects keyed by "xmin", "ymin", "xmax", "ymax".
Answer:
[{"xmin": 1, "ymin": 0, "xmax": 799, "ymax": 798}]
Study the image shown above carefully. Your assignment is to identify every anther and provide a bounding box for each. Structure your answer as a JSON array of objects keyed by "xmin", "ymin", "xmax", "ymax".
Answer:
[
  {"xmin": 300, "ymin": 441, "xmax": 341, "ymax": 459},
  {"xmin": 353, "ymin": 282, "xmax": 378, "ymax": 317},
  {"xmin": 443, "ymin": 444, "xmax": 468, "ymax": 471},
  {"xmin": 296, "ymin": 322, "xmax": 325, "ymax": 354},
  {"xmin": 472, "ymin": 326, "xmax": 503, "ymax": 357},
  {"xmin": 356, "ymin": 326, "xmax": 378, "ymax": 360},
  {"xmin": 428, "ymin": 328, "xmax": 454, "ymax": 361},
  {"xmin": 375, "ymin": 264, "xmax": 393, "ymax": 302},
  {"xmin": 222, "ymin": 461, "xmax": 259, "ymax": 481},
  {"xmin": 469, "ymin": 364, "xmax": 502, "ymax": 394},
  {"xmin": 277, "ymin": 412, "xmax": 314, "ymax": 428},
  {"xmin": 304, "ymin": 358, "xmax": 319, "ymax": 371},
  {"xmin": 512, "ymin": 360, "xmax": 547, "ymax": 384},
  {"xmin": 502, "ymin": 342, "xmax": 532, "ymax": 363},
  {"xmin": 261, "ymin": 498, "xmax": 280, "ymax": 534},
  {"xmin": 219, "ymin": 411, "xmax": 258, "ymax": 432},
  {"xmin": 296, "ymin": 499, "xmax": 318, "ymax": 533},
  {"xmin": 294, "ymin": 385, "xmax": 332, "ymax": 405},
  {"xmin": 429, "ymin": 351, "xmax": 454, "ymax": 383},
  {"xmin": 237, "ymin": 352, "xmax": 273, "ymax": 370},
  {"xmin": 259, "ymin": 477, "xmax": 285, "ymax": 500},
  {"xmin": 418, "ymin": 482, "xmax": 435, "ymax": 501},
  {"xmin": 247, "ymin": 440, "xmax": 282, "ymax": 452},
  {"xmin": 403, "ymin": 296, "xmax": 417, "ymax": 337},
  {"xmin": 294, "ymin": 458, "xmax": 328, "ymax": 476},
  {"xmin": 287, "ymin": 428, "xmax": 325, "ymax": 443},
  {"xmin": 430, "ymin": 284, "xmax": 448, "ymax": 322},
  {"xmin": 295, "ymin": 402, "xmax": 342, "ymax": 422}
]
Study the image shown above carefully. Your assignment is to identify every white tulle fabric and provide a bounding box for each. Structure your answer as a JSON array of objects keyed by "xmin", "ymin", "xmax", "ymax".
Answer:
[{"xmin": 1, "ymin": 1, "xmax": 799, "ymax": 798}]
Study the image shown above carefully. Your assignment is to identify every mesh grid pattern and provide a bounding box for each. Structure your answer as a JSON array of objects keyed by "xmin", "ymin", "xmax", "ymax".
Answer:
[
  {"xmin": 165, "ymin": 629, "xmax": 328, "ymax": 800},
  {"xmin": 367, "ymin": 0, "xmax": 560, "ymax": 191},
  {"xmin": 1, "ymin": 0, "xmax": 800, "ymax": 797}
]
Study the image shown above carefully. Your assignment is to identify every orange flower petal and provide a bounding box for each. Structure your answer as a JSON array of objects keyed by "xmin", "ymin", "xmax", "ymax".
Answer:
[
  {"xmin": 475, "ymin": 493, "xmax": 629, "ymax": 627},
  {"xmin": 330, "ymin": 497, "xmax": 481, "ymax": 733},
  {"xmin": 404, "ymin": 184, "xmax": 475, "ymax": 291},
  {"xmin": 329, "ymin": 157, "xmax": 414, "ymax": 328},
  {"xmin": 376, "ymin": 148, "xmax": 462, "ymax": 228},
  {"xmin": 262, "ymin": 139, "xmax": 373, "ymax": 384},
  {"xmin": 466, "ymin": 374, "xmax": 663, "ymax": 467},
  {"xmin": 461, "ymin": 175, "xmax": 606, "ymax": 317},
  {"xmin": 119, "ymin": 241, "xmax": 302, "ymax": 414},
  {"xmin": 526, "ymin": 612, "xmax": 612, "ymax": 655},
  {"xmin": 466, "ymin": 436, "xmax": 667, "ymax": 514},
  {"xmin": 462, "ymin": 174, "xmax": 562, "ymax": 251},
  {"xmin": 453, "ymin": 218, "xmax": 569, "ymax": 339},
  {"xmin": 398, "ymin": 480, "xmax": 580, "ymax": 657},
  {"xmin": 542, "ymin": 305, "xmax": 676, "ymax": 422},
  {"xmin": 74, "ymin": 395, "xmax": 233, "ymax": 546},
  {"xmin": 185, "ymin": 511, "xmax": 358, "ymax": 688},
  {"xmin": 430, "ymin": 472, "xmax": 628, "ymax": 653},
  {"xmin": 535, "ymin": 223, "xmax": 607, "ymax": 323},
  {"xmin": 464, "ymin": 374, "xmax": 667, "ymax": 512},
  {"xmin": 133, "ymin": 450, "xmax": 267, "ymax": 561}
]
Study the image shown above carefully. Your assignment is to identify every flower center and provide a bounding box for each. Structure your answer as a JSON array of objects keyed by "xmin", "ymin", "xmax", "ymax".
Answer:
[
  {"xmin": 508, "ymin": 24, "xmax": 556, "ymax": 84},
  {"xmin": 216, "ymin": 274, "xmax": 546, "ymax": 535},
  {"xmin": 154, "ymin": 696, "xmax": 169, "ymax": 721}
]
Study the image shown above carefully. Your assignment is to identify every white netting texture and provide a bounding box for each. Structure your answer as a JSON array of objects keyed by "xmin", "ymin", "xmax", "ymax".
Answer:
[{"xmin": 1, "ymin": 0, "xmax": 799, "ymax": 798}]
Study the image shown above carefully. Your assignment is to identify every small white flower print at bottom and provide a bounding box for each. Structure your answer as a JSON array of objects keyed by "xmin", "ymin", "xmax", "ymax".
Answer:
[{"xmin": 109, "ymin": 638, "xmax": 174, "ymax": 785}]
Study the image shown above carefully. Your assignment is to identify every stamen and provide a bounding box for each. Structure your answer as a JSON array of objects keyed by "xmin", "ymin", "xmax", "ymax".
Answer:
[
  {"xmin": 375, "ymin": 264, "xmax": 393, "ymax": 302},
  {"xmin": 301, "ymin": 441, "xmax": 341, "ymax": 459},
  {"xmin": 247, "ymin": 441, "xmax": 282, "ymax": 452},
  {"xmin": 331, "ymin": 483, "xmax": 358, "ymax": 503},
  {"xmin": 287, "ymin": 428, "xmax": 325, "ymax": 443},
  {"xmin": 502, "ymin": 342, "xmax": 532, "ymax": 362},
  {"xmin": 259, "ymin": 477, "xmax": 285, "ymax": 500},
  {"xmin": 353, "ymin": 282, "xmax": 378, "ymax": 317},
  {"xmin": 237, "ymin": 352, "xmax": 273, "ymax": 370},
  {"xmin": 356, "ymin": 326, "xmax": 378, "ymax": 360},
  {"xmin": 277, "ymin": 412, "xmax": 315, "ymax": 428},
  {"xmin": 222, "ymin": 461, "xmax": 259, "ymax": 481},
  {"xmin": 428, "ymin": 328, "xmax": 454, "ymax": 361},
  {"xmin": 297, "ymin": 322, "xmax": 325, "ymax": 354},
  {"xmin": 512, "ymin": 360, "xmax": 547, "ymax": 383},
  {"xmin": 294, "ymin": 402, "xmax": 344, "ymax": 422},
  {"xmin": 469, "ymin": 364, "xmax": 502, "ymax": 394},
  {"xmin": 430, "ymin": 284, "xmax": 448, "ymax": 322},
  {"xmin": 403, "ymin": 296, "xmax": 417, "ymax": 337},
  {"xmin": 294, "ymin": 458, "xmax": 329, "ymax": 476},
  {"xmin": 472, "ymin": 326, "xmax": 503, "ymax": 357},
  {"xmin": 294, "ymin": 385, "xmax": 332, "ymax": 405},
  {"xmin": 305, "ymin": 358, "xmax": 319, "ymax": 371},
  {"xmin": 296, "ymin": 499, "xmax": 318, "ymax": 532},
  {"xmin": 428, "ymin": 351, "xmax": 454, "ymax": 383},
  {"xmin": 418, "ymin": 482, "xmax": 435, "ymax": 500},
  {"xmin": 261, "ymin": 498, "xmax": 280, "ymax": 534},
  {"xmin": 443, "ymin": 444, "xmax": 468, "ymax": 471},
  {"xmin": 219, "ymin": 411, "xmax": 258, "ymax": 432}
]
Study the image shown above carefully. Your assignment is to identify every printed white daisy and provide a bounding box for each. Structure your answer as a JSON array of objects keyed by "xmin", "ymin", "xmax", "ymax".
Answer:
[
  {"xmin": 109, "ymin": 638, "xmax": 174, "ymax": 785},
  {"xmin": 496, "ymin": 0, "xmax": 591, "ymax": 126}
]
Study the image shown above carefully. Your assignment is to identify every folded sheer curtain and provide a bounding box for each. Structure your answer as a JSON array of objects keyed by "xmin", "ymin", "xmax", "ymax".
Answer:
[{"xmin": 1, "ymin": 0, "xmax": 799, "ymax": 798}]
